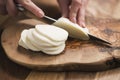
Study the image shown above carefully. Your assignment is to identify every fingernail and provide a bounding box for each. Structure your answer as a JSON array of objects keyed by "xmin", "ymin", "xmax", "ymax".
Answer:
[
  {"xmin": 82, "ymin": 22, "xmax": 86, "ymax": 28},
  {"xmin": 70, "ymin": 17, "xmax": 76, "ymax": 23},
  {"xmin": 78, "ymin": 22, "xmax": 86, "ymax": 28},
  {"xmin": 38, "ymin": 11, "xmax": 45, "ymax": 18}
]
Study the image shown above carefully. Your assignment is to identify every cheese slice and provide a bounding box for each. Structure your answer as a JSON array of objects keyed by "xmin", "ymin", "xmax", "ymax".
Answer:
[
  {"xmin": 25, "ymin": 29, "xmax": 40, "ymax": 51},
  {"xmin": 18, "ymin": 24, "xmax": 68, "ymax": 55},
  {"xmin": 32, "ymin": 29, "xmax": 64, "ymax": 46},
  {"xmin": 53, "ymin": 17, "xmax": 90, "ymax": 40},
  {"xmin": 27, "ymin": 29, "xmax": 65, "ymax": 50},
  {"xmin": 35, "ymin": 25, "xmax": 68, "ymax": 42},
  {"xmin": 42, "ymin": 44, "xmax": 65, "ymax": 55},
  {"xmin": 18, "ymin": 30, "xmax": 29, "ymax": 49}
]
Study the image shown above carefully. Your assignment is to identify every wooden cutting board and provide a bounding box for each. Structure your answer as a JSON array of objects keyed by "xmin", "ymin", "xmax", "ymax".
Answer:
[{"xmin": 1, "ymin": 15, "xmax": 120, "ymax": 71}]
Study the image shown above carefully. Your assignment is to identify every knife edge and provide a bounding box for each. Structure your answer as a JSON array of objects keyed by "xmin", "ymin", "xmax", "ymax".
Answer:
[
  {"xmin": 88, "ymin": 34, "xmax": 111, "ymax": 45},
  {"xmin": 44, "ymin": 15, "xmax": 57, "ymax": 22}
]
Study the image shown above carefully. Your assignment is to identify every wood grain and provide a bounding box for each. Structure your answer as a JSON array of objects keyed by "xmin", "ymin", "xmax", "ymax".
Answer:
[
  {"xmin": 95, "ymin": 68, "xmax": 120, "ymax": 80},
  {"xmin": 0, "ymin": 30, "xmax": 30, "ymax": 80},
  {"xmin": 1, "ymin": 14, "xmax": 119, "ymax": 71},
  {"xmin": 1, "ymin": 0, "xmax": 120, "ymax": 72},
  {"xmin": 26, "ymin": 68, "xmax": 120, "ymax": 80},
  {"xmin": 26, "ymin": 71, "xmax": 65, "ymax": 80},
  {"xmin": 0, "ymin": 0, "xmax": 120, "ymax": 80}
]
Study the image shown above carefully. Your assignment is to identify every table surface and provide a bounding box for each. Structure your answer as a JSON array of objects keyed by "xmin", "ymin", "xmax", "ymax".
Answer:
[
  {"xmin": 0, "ymin": 0, "xmax": 120, "ymax": 80},
  {"xmin": 0, "ymin": 15, "xmax": 120, "ymax": 80}
]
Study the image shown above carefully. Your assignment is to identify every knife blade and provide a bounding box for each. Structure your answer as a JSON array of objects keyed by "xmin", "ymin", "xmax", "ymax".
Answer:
[
  {"xmin": 88, "ymin": 34, "xmax": 111, "ymax": 45},
  {"xmin": 44, "ymin": 15, "xmax": 57, "ymax": 22}
]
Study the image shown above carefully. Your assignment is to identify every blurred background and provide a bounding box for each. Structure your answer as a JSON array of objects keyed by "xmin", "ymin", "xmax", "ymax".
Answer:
[{"xmin": 1, "ymin": 0, "xmax": 120, "ymax": 25}]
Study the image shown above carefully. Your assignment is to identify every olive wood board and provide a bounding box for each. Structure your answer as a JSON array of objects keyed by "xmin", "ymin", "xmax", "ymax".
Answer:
[{"xmin": 1, "ymin": 17, "xmax": 120, "ymax": 71}]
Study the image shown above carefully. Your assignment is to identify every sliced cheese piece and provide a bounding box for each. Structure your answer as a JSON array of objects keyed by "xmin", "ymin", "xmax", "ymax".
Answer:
[
  {"xmin": 27, "ymin": 28, "xmax": 66, "ymax": 54},
  {"xmin": 32, "ymin": 29, "xmax": 64, "ymax": 46},
  {"xmin": 27, "ymin": 29, "xmax": 64, "ymax": 50},
  {"xmin": 35, "ymin": 25, "xmax": 68, "ymax": 42},
  {"xmin": 36, "ymin": 42, "xmax": 65, "ymax": 51},
  {"xmin": 18, "ymin": 24, "xmax": 68, "ymax": 55},
  {"xmin": 42, "ymin": 43, "xmax": 65, "ymax": 55},
  {"xmin": 18, "ymin": 30, "xmax": 29, "ymax": 49},
  {"xmin": 53, "ymin": 17, "xmax": 90, "ymax": 40},
  {"xmin": 26, "ymin": 37, "xmax": 40, "ymax": 51},
  {"xmin": 26, "ymin": 29, "xmax": 42, "ymax": 50},
  {"xmin": 20, "ymin": 29, "xmax": 40, "ymax": 51}
]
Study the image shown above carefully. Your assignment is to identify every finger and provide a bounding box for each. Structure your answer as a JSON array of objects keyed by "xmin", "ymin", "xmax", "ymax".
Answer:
[
  {"xmin": 17, "ymin": 0, "xmax": 44, "ymax": 18},
  {"xmin": 69, "ymin": 0, "xmax": 80, "ymax": 23},
  {"xmin": 57, "ymin": 0, "xmax": 70, "ymax": 18},
  {"xmin": 77, "ymin": 0, "xmax": 86, "ymax": 27},
  {"xmin": 77, "ymin": 7, "xmax": 85, "ymax": 28},
  {"xmin": 6, "ymin": 0, "xmax": 18, "ymax": 16},
  {"xmin": 77, "ymin": 0, "xmax": 88, "ymax": 27}
]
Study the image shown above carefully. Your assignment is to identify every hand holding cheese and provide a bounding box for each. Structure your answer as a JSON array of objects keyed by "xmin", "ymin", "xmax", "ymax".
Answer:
[
  {"xmin": 19, "ymin": 25, "xmax": 68, "ymax": 55},
  {"xmin": 53, "ymin": 17, "xmax": 89, "ymax": 40}
]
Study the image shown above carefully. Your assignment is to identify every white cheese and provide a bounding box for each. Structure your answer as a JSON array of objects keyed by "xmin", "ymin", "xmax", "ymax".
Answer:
[
  {"xmin": 53, "ymin": 17, "xmax": 90, "ymax": 40},
  {"xmin": 18, "ymin": 25, "xmax": 68, "ymax": 55}
]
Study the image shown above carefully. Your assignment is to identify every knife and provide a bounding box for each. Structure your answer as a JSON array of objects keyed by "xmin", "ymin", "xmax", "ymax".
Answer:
[
  {"xmin": 40, "ymin": 16, "xmax": 112, "ymax": 45},
  {"xmin": 88, "ymin": 34, "xmax": 111, "ymax": 45},
  {"xmin": 41, "ymin": 15, "xmax": 111, "ymax": 45},
  {"xmin": 16, "ymin": 4, "xmax": 111, "ymax": 45}
]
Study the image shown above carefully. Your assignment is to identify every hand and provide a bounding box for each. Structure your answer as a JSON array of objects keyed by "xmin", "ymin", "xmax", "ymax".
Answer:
[
  {"xmin": 0, "ymin": 0, "xmax": 44, "ymax": 18},
  {"xmin": 57, "ymin": 0, "xmax": 88, "ymax": 27}
]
